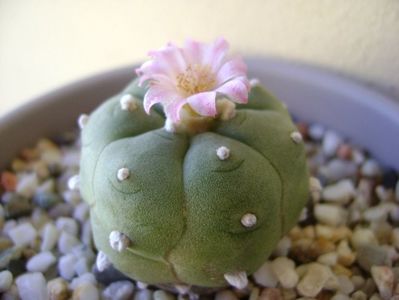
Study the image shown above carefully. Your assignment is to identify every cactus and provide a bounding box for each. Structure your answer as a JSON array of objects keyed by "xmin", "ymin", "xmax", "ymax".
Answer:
[{"xmin": 79, "ymin": 77, "xmax": 309, "ymax": 288}]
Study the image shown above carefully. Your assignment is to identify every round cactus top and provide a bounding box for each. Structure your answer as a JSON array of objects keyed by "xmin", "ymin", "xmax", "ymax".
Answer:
[{"xmin": 135, "ymin": 38, "xmax": 251, "ymax": 133}]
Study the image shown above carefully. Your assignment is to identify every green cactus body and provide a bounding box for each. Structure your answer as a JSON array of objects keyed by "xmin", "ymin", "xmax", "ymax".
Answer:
[{"xmin": 80, "ymin": 79, "xmax": 309, "ymax": 287}]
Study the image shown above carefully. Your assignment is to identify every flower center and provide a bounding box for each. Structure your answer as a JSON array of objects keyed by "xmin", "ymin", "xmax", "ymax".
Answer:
[{"xmin": 176, "ymin": 64, "xmax": 216, "ymax": 96}]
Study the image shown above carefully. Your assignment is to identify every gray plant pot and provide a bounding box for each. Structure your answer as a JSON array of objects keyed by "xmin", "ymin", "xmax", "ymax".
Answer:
[{"xmin": 1, "ymin": 57, "xmax": 399, "ymax": 171}]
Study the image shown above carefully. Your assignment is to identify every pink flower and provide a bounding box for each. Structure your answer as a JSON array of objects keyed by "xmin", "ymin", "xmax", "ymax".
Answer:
[{"xmin": 136, "ymin": 38, "xmax": 250, "ymax": 123}]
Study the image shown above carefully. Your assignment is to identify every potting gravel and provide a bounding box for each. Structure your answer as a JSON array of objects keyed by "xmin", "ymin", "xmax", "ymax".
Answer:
[{"xmin": 1, "ymin": 121, "xmax": 399, "ymax": 300}]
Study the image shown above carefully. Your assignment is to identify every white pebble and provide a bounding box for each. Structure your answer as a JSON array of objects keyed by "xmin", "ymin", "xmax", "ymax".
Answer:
[
  {"xmin": 322, "ymin": 130, "xmax": 342, "ymax": 157},
  {"xmin": 308, "ymin": 124, "xmax": 325, "ymax": 141},
  {"xmin": 78, "ymin": 114, "xmax": 89, "ymax": 129},
  {"xmin": 271, "ymin": 257, "xmax": 298, "ymax": 289},
  {"xmin": 317, "ymin": 252, "xmax": 338, "ymax": 266},
  {"xmin": 74, "ymin": 257, "xmax": 91, "ymax": 276},
  {"xmin": 314, "ymin": 204, "xmax": 348, "ymax": 226},
  {"xmin": 3, "ymin": 219, "xmax": 17, "ymax": 235},
  {"xmin": 58, "ymin": 231, "xmax": 81, "ymax": 254},
  {"xmin": 103, "ymin": 280, "xmax": 135, "ymax": 300},
  {"xmin": 8, "ymin": 222, "xmax": 37, "ymax": 246},
  {"xmin": 72, "ymin": 282, "xmax": 99, "ymax": 300},
  {"xmin": 56, "ymin": 217, "xmax": 79, "ymax": 236},
  {"xmin": 309, "ymin": 177, "xmax": 322, "ymax": 202},
  {"xmin": 16, "ymin": 173, "xmax": 39, "ymax": 198},
  {"xmin": 253, "ymin": 261, "xmax": 278, "ymax": 287},
  {"xmin": 96, "ymin": 251, "xmax": 111, "ymax": 272},
  {"xmin": 62, "ymin": 190, "xmax": 81, "ymax": 205},
  {"xmin": 109, "ymin": 231, "xmax": 131, "ymax": 252},
  {"xmin": 117, "ymin": 168, "xmax": 130, "ymax": 181},
  {"xmin": 41, "ymin": 223, "xmax": 59, "ymax": 251},
  {"xmin": 322, "ymin": 179, "xmax": 355, "ymax": 204},
  {"xmin": 81, "ymin": 220, "xmax": 92, "ymax": 247},
  {"xmin": 27, "ymin": 251, "xmax": 56, "ymax": 272},
  {"xmin": 319, "ymin": 159, "xmax": 357, "ymax": 182},
  {"xmin": 216, "ymin": 146, "xmax": 230, "ymax": 160},
  {"xmin": 215, "ymin": 290, "xmax": 238, "ymax": 300},
  {"xmin": 0, "ymin": 270, "xmax": 13, "ymax": 292},
  {"xmin": 153, "ymin": 290, "xmax": 175, "ymax": 300},
  {"xmin": 136, "ymin": 281, "xmax": 149, "ymax": 289},
  {"xmin": 361, "ymin": 159, "xmax": 381, "ymax": 177},
  {"xmin": 273, "ymin": 236, "xmax": 292, "ymax": 257},
  {"xmin": 331, "ymin": 293, "xmax": 351, "ymax": 300},
  {"xmin": 337, "ymin": 275, "xmax": 354, "ymax": 295},
  {"xmin": 70, "ymin": 273, "xmax": 97, "ymax": 289},
  {"xmin": 297, "ymin": 263, "xmax": 333, "ymax": 297},
  {"xmin": 73, "ymin": 202, "xmax": 90, "ymax": 223},
  {"xmin": 67, "ymin": 175, "xmax": 80, "ymax": 191},
  {"xmin": 371, "ymin": 266, "xmax": 394, "ymax": 300},
  {"xmin": 351, "ymin": 227, "xmax": 379, "ymax": 249},
  {"xmin": 120, "ymin": 94, "xmax": 138, "ymax": 111},
  {"xmin": 16, "ymin": 272, "xmax": 48, "ymax": 300},
  {"xmin": 241, "ymin": 213, "xmax": 257, "ymax": 227},
  {"xmin": 290, "ymin": 131, "xmax": 303, "ymax": 144},
  {"xmin": 363, "ymin": 203, "xmax": 395, "ymax": 222},
  {"xmin": 58, "ymin": 254, "xmax": 78, "ymax": 280},
  {"xmin": 134, "ymin": 289, "xmax": 153, "ymax": 300}
]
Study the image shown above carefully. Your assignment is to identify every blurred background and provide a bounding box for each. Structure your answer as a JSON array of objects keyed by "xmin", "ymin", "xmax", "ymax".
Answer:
[{"xmin": 0, "ymin": 0, "xmax": 398, "ymax": 116}]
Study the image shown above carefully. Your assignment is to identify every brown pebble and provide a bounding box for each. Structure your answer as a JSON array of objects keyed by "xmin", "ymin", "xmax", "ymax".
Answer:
[
  {"xmin": 291, "ymin": 238, "xmax": 335, "ymax": 263},
  {"xmin": 0, "ymin": 238, "xmax": 13, "ymax": 251},
  {"xmin": 20, "ymin": 148, "xmax": 39, "ymax": 161},
  {"xmin": 332, "ymin": 264, "xmax": 352, "ymax": 277},
  {"xmin": 337, "ymin": 144, "xmax": 353, "ymax": 160},
  {"xmin": 296, "ymin": 122, "xmax": 309, "ymax": 140},
  {"xmin": 47, "ymin": 277, "xmax": 70, "ymax": 300},
  {"xmin": 259, "ymin": 287, "xmax": 283, "ymax": 300},
  {"xmin": 1, "ymin": 172, "xmax": 17, "ymax": 192}
]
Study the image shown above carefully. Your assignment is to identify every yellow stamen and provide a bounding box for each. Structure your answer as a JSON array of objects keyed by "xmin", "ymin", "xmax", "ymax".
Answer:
[{"xmin": 176, "ymin": 64, "xmax": 216, "ymax": 96}]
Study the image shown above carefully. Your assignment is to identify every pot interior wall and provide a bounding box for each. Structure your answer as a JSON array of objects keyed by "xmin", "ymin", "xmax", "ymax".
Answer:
[{"xmin": 1, "ymin": 58, "xmax": 399, "ymax": 171}]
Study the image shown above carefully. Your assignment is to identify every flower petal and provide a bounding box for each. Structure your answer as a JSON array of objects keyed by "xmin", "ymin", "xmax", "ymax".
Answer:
[
  {"xmin": 216, "ymin": 77, "xmax": 250, "ymax": 104},
  {"xmin": 216, "ymin": 57, "xmax": 247, "ymax": 85},
  {"xmin": 143, "ymin": 87, "xmax": 175, "ymax": 114},
  {"xmin": 203, "ymin": 38, "xmax": 229, "ymax": 72},
  {"xmin": 182, "ymin": 39, "xmax": 205, "ymax": 65},
  {"xmin": 187, "ymin": 91, "xmax": 217, "ymax": 117},
  {"xmin": 164, "ymin": 98, "xmax": 187, "ymax": 123},
  {"xmin": 148, "ymin": 45, "xmax": 187, "ymax": 76}
]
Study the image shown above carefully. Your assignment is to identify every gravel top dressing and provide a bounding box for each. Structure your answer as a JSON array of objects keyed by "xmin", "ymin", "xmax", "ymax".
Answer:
[{"xmin": 1, "ymin": 121, "xmax": 399, "ymax": 300}]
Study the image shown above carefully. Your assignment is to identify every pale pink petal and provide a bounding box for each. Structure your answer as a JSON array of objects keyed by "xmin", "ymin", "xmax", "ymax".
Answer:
[
  {"xmin": 148, "ymin": 45, "xmax": 187, "ymax": 76},
  {"xmin": 143, "ymin": 87, "xmax": 176, "ymax": 114},
  {"xmin": 182, "ymin": 39, "xmax": 204, "ymax": 65},
  {"xmin": 186, "ymin": 91, "xmax": 217, "ymax": 117},
  {"xmin": 164, "ymin": 98, "xmax": 187, "ymax": 123},
  {"xmin": 216, "ymin": 77, "xmax": 250, "ymax": 104},
  {"xmin": 203, "ymin": 38, "xmax": 229, "ymax": 71},
  {"xmin": 216, "ymin": 57, "xmax": 247, "ymax": 85}
]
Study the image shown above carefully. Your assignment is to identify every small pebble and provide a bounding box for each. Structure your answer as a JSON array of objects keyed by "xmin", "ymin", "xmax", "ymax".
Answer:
[
  {"xmin": 319, "ymin": 159, "xmax": 357, "ymax": 182},
  {"xmin": 33, "ymin": 192, "xmax": 62, "ymax": 209},
  {"xmin": 361, "ymin": 159, "xmax": 381, "ymax": 177},
  {"xmin": 56, "ymin": 217, "xmax": 79, "ymax": 236},
  {"xmin": 322, "ymin": 179, "xmax": 355, "ymax": 204},
  {"xmin": 351, "ymin": 290, "xmax": 368, "ymax": 300},
  {"xmin": 351, "ymin": 227, "xmax": 379, "ymax": 249},
  {"xmin": 270, "ymin": 257, "xmax": 298, "ymax": 289},
  {"xmin": 72, "ymin": 282, "xmax": 99, "ymax": 300},
  {"xmin": 322, "ymin": 130, "xmax": 342, "ymax": 157},
  {"xmin": 102, "ymin": 280, "xmax": 135, "ymax": 300},
  {"xmin": 253, "ymin": 261, "xmax": 278, "ymax": 287},
  {"xmin": 314, "ymin": 204, "xmax": 348, "ymax": 226},
  {"xmin": 337, "ymin": 275, "xmax": 354, "ymax": 295},
  {"xmin": 8, "ymin": 222, "xmax": 37, "ymax": 246},
  {"xmin": 26, "ymin": 251, "xmax": 56, "ymax": 272},
  {"xmin": 58, "ymin": 231, "xmax": 81, "ymax": 254},
  {"xmin": 296, "ymin": 263, "xmax": 333, "ymax": 297},
  {"xmin": 16, "ymin": 173, "xmax": 39, "ymax": 198},
  {"xmin": 58, "ymin": 254, "xmax": 78, "ymax": 280},
  {"xmin": 371, "ymin": 266, "xmax": 394, "ymax": 300},
  {"xmin": 214, "ymin": 289, "xmax": 238, "ymax": 300},
  {"xmin": 1, "ymin": 171, "xmax": 17, "ymax": 192},
  {"xmin": 4, "ymin": 194, "xmax": 33, "ymax": 218},
  {"xmin": 16, "ymin": 272, "xmax": 48, "ymax": 300},
  {"xmin": 153, "ymin": 290, "xmax": 176, "ymax": 300},
  {"xmin": 308, "ymin": 124, "xmax": 325, "ymax": 141},
  {"xmin": 134, "ymin": 289, "xmax": 153, "ymax": 300},
  {"xmin": 41, "ymin": 222, "xmax": 59, "ymax": 251},
  {"xmin": 0, "ymin": 270, "xmax": 13, "ymax": 292},
  {"xmin": 47, "ymin": 277, "xmax": 70, "ymax": 300},
  {"xmin": 259, "ymin": 287, "xmax": 283, "ymax": 300}
]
